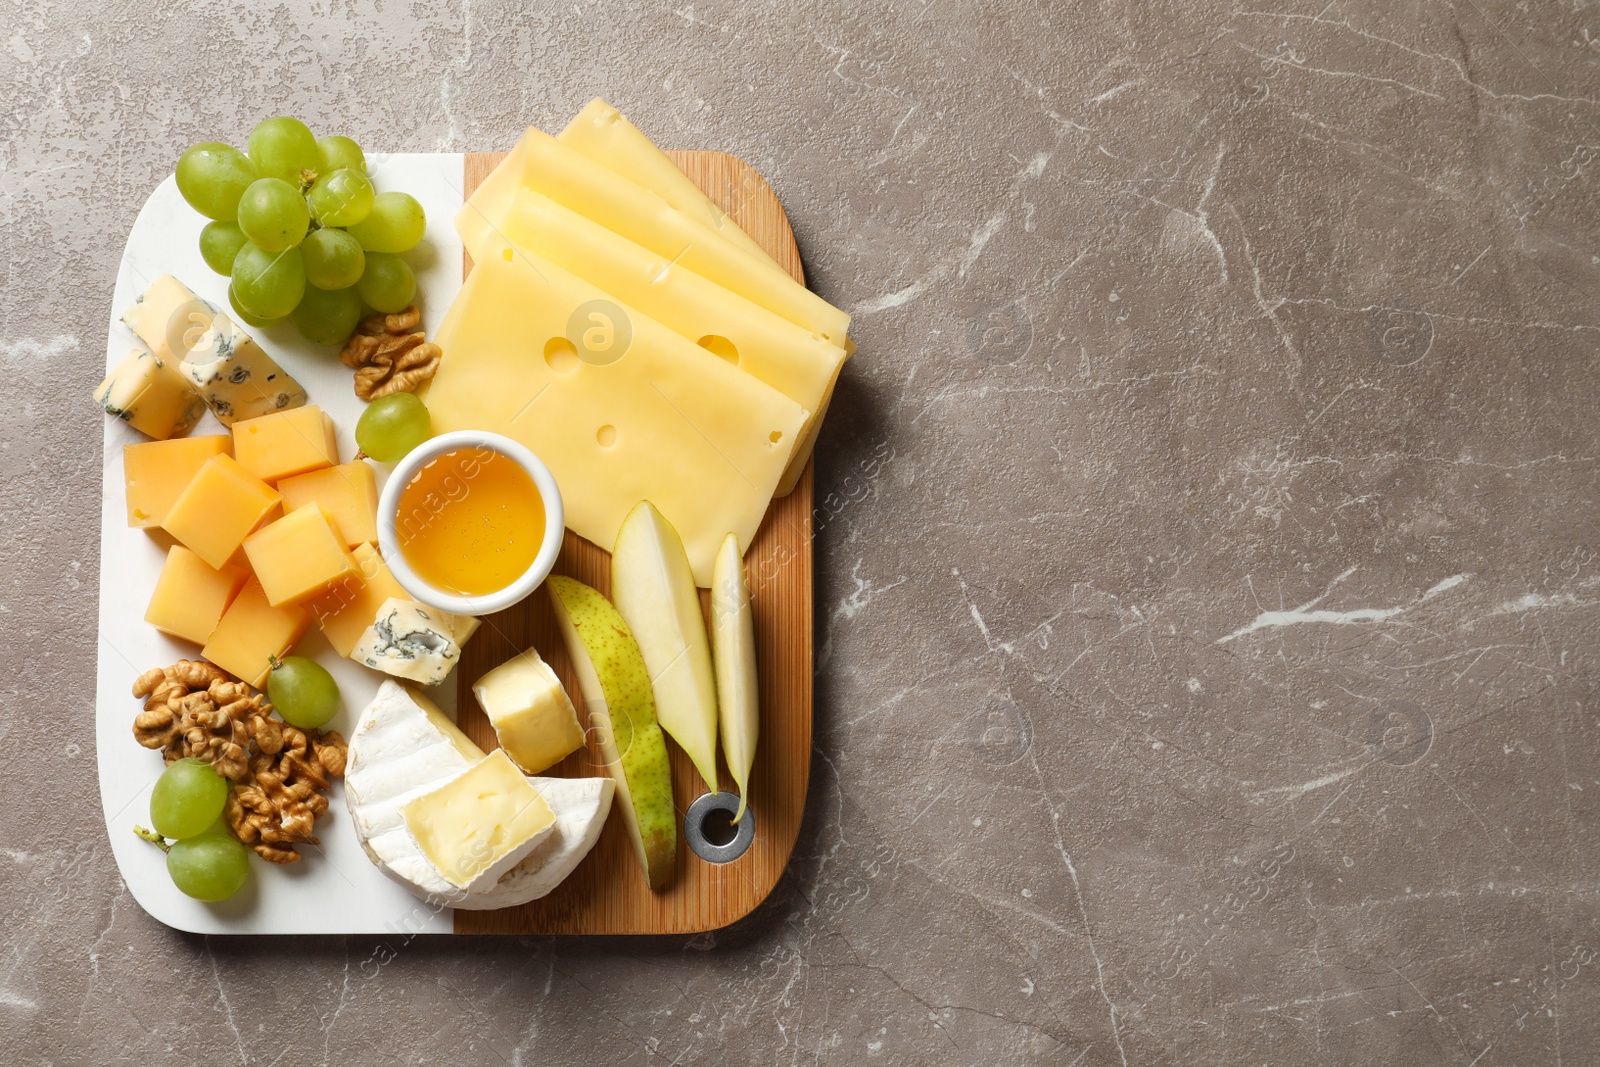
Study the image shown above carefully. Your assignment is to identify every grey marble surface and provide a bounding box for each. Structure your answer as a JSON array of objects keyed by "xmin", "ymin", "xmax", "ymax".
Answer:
[{"xmin": 5, "ymin": 0, "xmax": 1600, "ymax": 1063}]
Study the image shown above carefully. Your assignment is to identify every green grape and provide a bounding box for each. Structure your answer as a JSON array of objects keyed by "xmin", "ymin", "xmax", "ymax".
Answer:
[
  {"xmin": 316, "ymin": 134, "xmax": 366, "ymax": 175},
  {"xmin": 307, "ymin": 168, "xmax": 374, "ymax": 228},
  {"xmin": 356, "ymin": 392, "xmax": 432, "ymax": 462},
  {"xmin": 232, "ymin": 242, "xmax": 306, "ymax": 320},
  {"xmin": 266, "ymin": 655, "xmax": 341, "ymax": 728},
  {"xmin": 356, "ymin": 252, "xmax": 415, "ymax": 313},
  {"xmin": 175, "ymin": 142, "xmax": 257, "ymax": 221},
  {"xmin": 167, "ymin": 821, "xmax": 251, "ymax": 901},
  {"xmin": 302, "ymin": 227, "xmax": 365, "ymax": 289},
  {"xmin": 199, "ymin": 221, "xmax": 249, "ymax": 276},
  {"xmin": 347, "ymin": 191, "xmax": 426, "ymax": 253},
  {"xmin": 291, "ymin": 285, "xmax": 363, "ymax": 346},
  {"xmin": 237, "ymin": 177, "xmax": 310, "ymax": 252},
  {"xmin": 228, "ymin": 284, "xmax": 283, "ymax": 328},
  {"xmin": 149, "ymin": 758, "xmax": 230, "ymax": 840},
  {"xmin": 247, "ymin": 116, "xmax": 320, "ymax": 185}
]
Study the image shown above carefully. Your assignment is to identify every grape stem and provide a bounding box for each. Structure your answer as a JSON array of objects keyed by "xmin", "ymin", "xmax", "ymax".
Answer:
[{"xmin": 133, "ymin": 825, "xmax": 172, "ymax": 853}]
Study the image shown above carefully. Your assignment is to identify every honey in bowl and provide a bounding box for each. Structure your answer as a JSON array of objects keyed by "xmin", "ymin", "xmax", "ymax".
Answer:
[{"xmin": 395, "ymin": 447, "xmax": 545, "ymax": 597}]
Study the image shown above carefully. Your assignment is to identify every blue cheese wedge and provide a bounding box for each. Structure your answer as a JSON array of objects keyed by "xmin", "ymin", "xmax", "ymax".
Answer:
[
  {"xmin": 351, "ymin": 598, "xmax": 478, "ymax": 686},
  {"xmin": 121, "ymin": 275, "xmax": 217, "ymax": 364},
  {"xmin": 181, "ymin": 314, "xmax": 307, "ymax": 426},
  {"xmin": 95, "ymin": 347, "xmax": 206, "ymax": 440}
]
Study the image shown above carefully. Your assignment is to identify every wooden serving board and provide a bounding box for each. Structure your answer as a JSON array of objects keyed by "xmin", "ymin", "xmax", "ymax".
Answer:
[{"xmin": 452, "ymin": 151, "xmax": 813, "ymax": 934}]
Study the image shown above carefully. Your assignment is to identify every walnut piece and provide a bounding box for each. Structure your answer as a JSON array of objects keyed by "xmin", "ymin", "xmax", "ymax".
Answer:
[
  {"xmin": 225, "ymin": 726, "xmax": 348, "ymax": 864},
  {"xmin": 338, "ymin": 305, "xmax": 441, "ymax": 400}
]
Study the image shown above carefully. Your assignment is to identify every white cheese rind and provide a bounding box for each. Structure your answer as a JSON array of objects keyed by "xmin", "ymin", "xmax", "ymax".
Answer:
[{"xmin": 180, "ymin": 314, "xmax": 308, "ymax": 426}]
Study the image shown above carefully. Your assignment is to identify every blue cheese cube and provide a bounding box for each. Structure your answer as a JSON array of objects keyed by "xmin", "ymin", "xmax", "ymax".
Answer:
[
  {"xmin": 94, "ymin": 347, "xmax": 207, "ymax": 440},
  {"xmin": 181, "ymin": 314, "xmax": 307, "ymax": 426},
  {"xmin": 352, "ymin": 598, "xmax": 479, "ymax": 686},
  {"xmin": 121, "ymin": 275, "xmax": 217, "ymax": 364}
]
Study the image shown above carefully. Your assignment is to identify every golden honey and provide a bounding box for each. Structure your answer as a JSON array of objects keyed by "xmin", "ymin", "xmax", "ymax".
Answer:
[{"xmin": 395, "ymin": 448, "xmax": 544, "ymax": 597}]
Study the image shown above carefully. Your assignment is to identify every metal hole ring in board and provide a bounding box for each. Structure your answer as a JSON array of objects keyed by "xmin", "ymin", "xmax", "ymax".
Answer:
[{"xmin": 683, "ymin": 791, "xmax": 755, "ymax": 864}]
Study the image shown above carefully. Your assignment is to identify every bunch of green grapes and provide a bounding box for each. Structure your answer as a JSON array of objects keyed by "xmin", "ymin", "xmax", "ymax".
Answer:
[
  {"xmin": 145, "ymin": 758, "xmax": 252, "ymax": 901},
  {"xmin": 176, "ymin": 117, "xmax": 426, "ymax": 347}
]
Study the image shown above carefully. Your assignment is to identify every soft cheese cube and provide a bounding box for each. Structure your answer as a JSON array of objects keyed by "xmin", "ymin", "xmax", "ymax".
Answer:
[
  {"xmin": 182, "ymin": 314, "xmax": 307, "ymax": 426},
  {"xmin": 95, "ymin": 347, "xmax": 207, "ymax": 440},
  {"xmin": 144, "ymin": 545, "xmax": 249, "ymax": 645},
  {"xmin": 201, "ymin": 578, "xmax": 311, "ymax": 687},
  {"xmin": 232, "ymin": 405, "xmax": 339, "ymax": 484},
  {"xmin": 277, "ymin": 462, "xmax": 378, "ymax": 547},
  {"xmin": 242, "ymin": 503, "xmax": 359, "ymax": 607},
  {"xmin": 122, "ymin": 434, "xmax": 232, "ymax": 529},
  {"xmin": 313, "ymin": 542, "xmax": 409, "ymax": 656},
  {"xmin": 400, "ymin": 749, "xmax": 556, "ymax": 892},
  {"xmin": 352, "ymin": 598, "xmax": 476, "ymax": 686},
  {"xmin": 472, "ymin": 648, "xmax": 585, "ymax": 774},
  {"xmin": 121, "ymin": 275, "xmax": 217, "ymax": 364},
  {"xmin": 162, "ymin": 454, "xmax": 281, "ymax": 569}
]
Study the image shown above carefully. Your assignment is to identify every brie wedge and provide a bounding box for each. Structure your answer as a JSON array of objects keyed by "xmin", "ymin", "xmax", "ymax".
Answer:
[{"xmin": 344, "ymin": 680, "xmax": 614, "ymax": 909}]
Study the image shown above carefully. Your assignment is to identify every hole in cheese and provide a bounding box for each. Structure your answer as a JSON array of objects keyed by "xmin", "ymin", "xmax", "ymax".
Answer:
[
  {"xmin": 596, "ymin": 424, "xmax": 618, "ymax": 447},
  {"xmin": 543, "ymin": 337, "xmax": 580, "ymax": 375},
  {"xmin": 697, "ymin": 335, "xmax": 739, "ymax": 365},
  {"xmin": 501, "ymin": 247, "xmax": 514, "ymax": 262},
  {"xmin": 769, "ymin": 430, "xmax": 783, "ymax": 444}
]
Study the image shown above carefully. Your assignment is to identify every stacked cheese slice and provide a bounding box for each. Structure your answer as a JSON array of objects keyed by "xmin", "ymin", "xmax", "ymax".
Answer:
[{"xmin": 426, "ymin": 100, "xmax": 851, "ymax": 584}]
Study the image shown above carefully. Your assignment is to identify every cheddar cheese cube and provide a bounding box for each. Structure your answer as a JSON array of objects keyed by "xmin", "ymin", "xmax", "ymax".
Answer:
[
  {"xmin": 311, "ymin": 541, "xmax": 409, "ymax": 656},
  {"xmin": 277, "ymin": 462, "xmax": 378, "ymax": 547},
  {"xmin": 162, "ymin": 454, "xmax": 281, "ymax": 570},
  {"xmin": 201, "ymin": 578, "xmax": 310, "ymax": 687},
  {"xmin": 123, "ymin": 434, "xmax": 232, "ymax": 529},
  {"xmin": 96, "ymin": 347, "xmax": 206, "ymax": 440},
  {"xmin": 232, "ymin": 405, "xmax": 339, "ymax": 484},
  {"xmin": 144, "ymin": 545, "xmax": 249, "ymax": 645},
  {"xmin": 242, "ymin": 503, "xmax": 359, "ymax": 607}
]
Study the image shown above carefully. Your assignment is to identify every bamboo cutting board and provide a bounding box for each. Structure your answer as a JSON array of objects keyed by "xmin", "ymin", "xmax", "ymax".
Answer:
[{"xmin": 451, "ymin": 150, "xmax": 814, "ymax": 934}]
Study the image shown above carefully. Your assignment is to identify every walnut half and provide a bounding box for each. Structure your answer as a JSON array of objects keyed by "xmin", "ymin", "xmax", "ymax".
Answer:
[{"xmin": 338, "ymin": 305, "xmax": 441, "ymax": 401}]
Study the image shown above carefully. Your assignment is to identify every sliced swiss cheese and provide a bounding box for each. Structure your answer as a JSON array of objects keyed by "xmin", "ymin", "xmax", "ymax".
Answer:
[
  {"xmin": 494, "ymin": 188, "xmax": 846, "ymax": 495},
  {"xmin": 558, "ymin": 98, "xmax": 778, "ymax": 267},
  {"xmin": 458, "ymin": 124, "xmax": 851, "ymax": 347},
  {"xmin": 423, "ymin": 238, "xmax": 806, "ymax": 585}
]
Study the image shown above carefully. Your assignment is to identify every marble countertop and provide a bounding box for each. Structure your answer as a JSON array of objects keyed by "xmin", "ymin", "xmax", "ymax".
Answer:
[{"xmin": 4, "ymin": 1, "xmax": 1598, "ymax": 1063}]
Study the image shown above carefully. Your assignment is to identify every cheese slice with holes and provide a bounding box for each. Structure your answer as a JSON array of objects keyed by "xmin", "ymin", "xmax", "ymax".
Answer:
[
  {"xmin": 558, "ymin": 98, "xmax": 778, "ymax": 267},
  {"xmin": 423, "ymin": 238, "xmax": 806, "ymax": 585},
  {"xmin": 490, "ymin": 188, "xmax": 846, "ymax": 496},
  {"xmin": 458, "ymin": 124, "xmax": 850, "ymax": 347}
]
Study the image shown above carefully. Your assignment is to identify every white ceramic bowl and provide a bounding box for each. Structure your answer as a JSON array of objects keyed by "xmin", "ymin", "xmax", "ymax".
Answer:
[{"xmin": 376, "ymin": 430, "xmax": 564, "ymax": 617}]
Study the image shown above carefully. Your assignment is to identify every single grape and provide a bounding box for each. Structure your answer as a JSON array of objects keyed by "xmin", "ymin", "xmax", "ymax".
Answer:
[
  {"xmin": 149, "ymin": 757, "xmax": 230, "ymax": 840},
  {"xmin": 175, "ymin": 142, "xmax": 257, "ymax": 221},
  {"xmin": 307, "ymin": 168, "xmax": 374, "ymax": 228},
  {"xmin": 266, "ymin": 655, "xmax": 341, "ymax": 728},
  {"xmin": 236, "ymin": 177, "xmax": 310, "ymax": 252},
  {"xmin": 347, "ymin": 191, "xmax": 426, "ymax": 253},
  {"xmin": 316, "ymin": 134, "xmax": 366, "ymax": 175},
  {"xmin": 247, "ymin": 116, "xmax": 320, "ymax": 186},
  {"xmin": 199, "ymin": 221, "xmax": 249, "ymax": 276},
  {"xmin": 356, "ymin": 392, "xmax": 432, "ymax": 462},
  {"xmin": 228, "ymin": 284, "xmax": 283, "ymax": 328},
  {"xmin": 356, "ymin": 252, "xmax": 415, "ymax": 313},
  {"xmin": 167, "ymin": 821, "xmax": 251, "ymax": 901},
  {"xmin": 302, "ymin": 227, "xmax": 365, "ymax": 289},
  {"xmin": 291, "ymin": 285, "xmax": 364, "ymax": 347},
  {"xmin": 232, "ymin": 242, "xmax": 306, "ymax": 320}
]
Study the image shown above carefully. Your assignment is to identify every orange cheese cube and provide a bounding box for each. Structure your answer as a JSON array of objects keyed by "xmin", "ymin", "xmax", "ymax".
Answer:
[
  {"xmin": 122, "ymin": 435, "xmax": 232, "ymax": 529},
  {"xmin": 201, "ymin": 578, "xmax": 311, "ymax": 687},
  {"xmin": 312, "ymin": 541, "xmax": 409, "ymax": 656},
  {"xmin": 277, "ymin": 462, "xmax": 378, "ymax": 547},
  {"xmin": 242, "ymin": 503, "xmax": 360, "ymax": 607},
  {"xmin": 161, "ymin": 454, "xmax": 281, "ymax": 570},
  {"xmin": 232, "ymin": 405, "xmax": 339, "ymax": 484},
  {"xmin": 144, "ymin": 545, "xmax": 249, "ymax": 645}
]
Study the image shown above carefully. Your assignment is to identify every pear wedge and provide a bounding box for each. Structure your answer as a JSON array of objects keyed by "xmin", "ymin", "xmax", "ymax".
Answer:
[
  {"xmin": 546, "ymin": 575, "xmax": 677, "ymax": 890},
  {"xmin": 611, "ymin": 501, "xmax": 721, "ymax": 792},
  {"xmin": 711, "ymin": 533, "xmax": 759, "ymax": 822}
]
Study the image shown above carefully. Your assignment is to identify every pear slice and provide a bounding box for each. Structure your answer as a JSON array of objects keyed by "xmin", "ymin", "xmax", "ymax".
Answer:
[
  {"xmin": 711, "ymin": 533, "xmax": 759, "ymax": 822},
  {"xmin": 611, "ymin": 501, "xmax": 721, "ymax": 792},
  {"xmin": 546, "ymin": 575, "xmax": 677, "ymax": 890}
]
